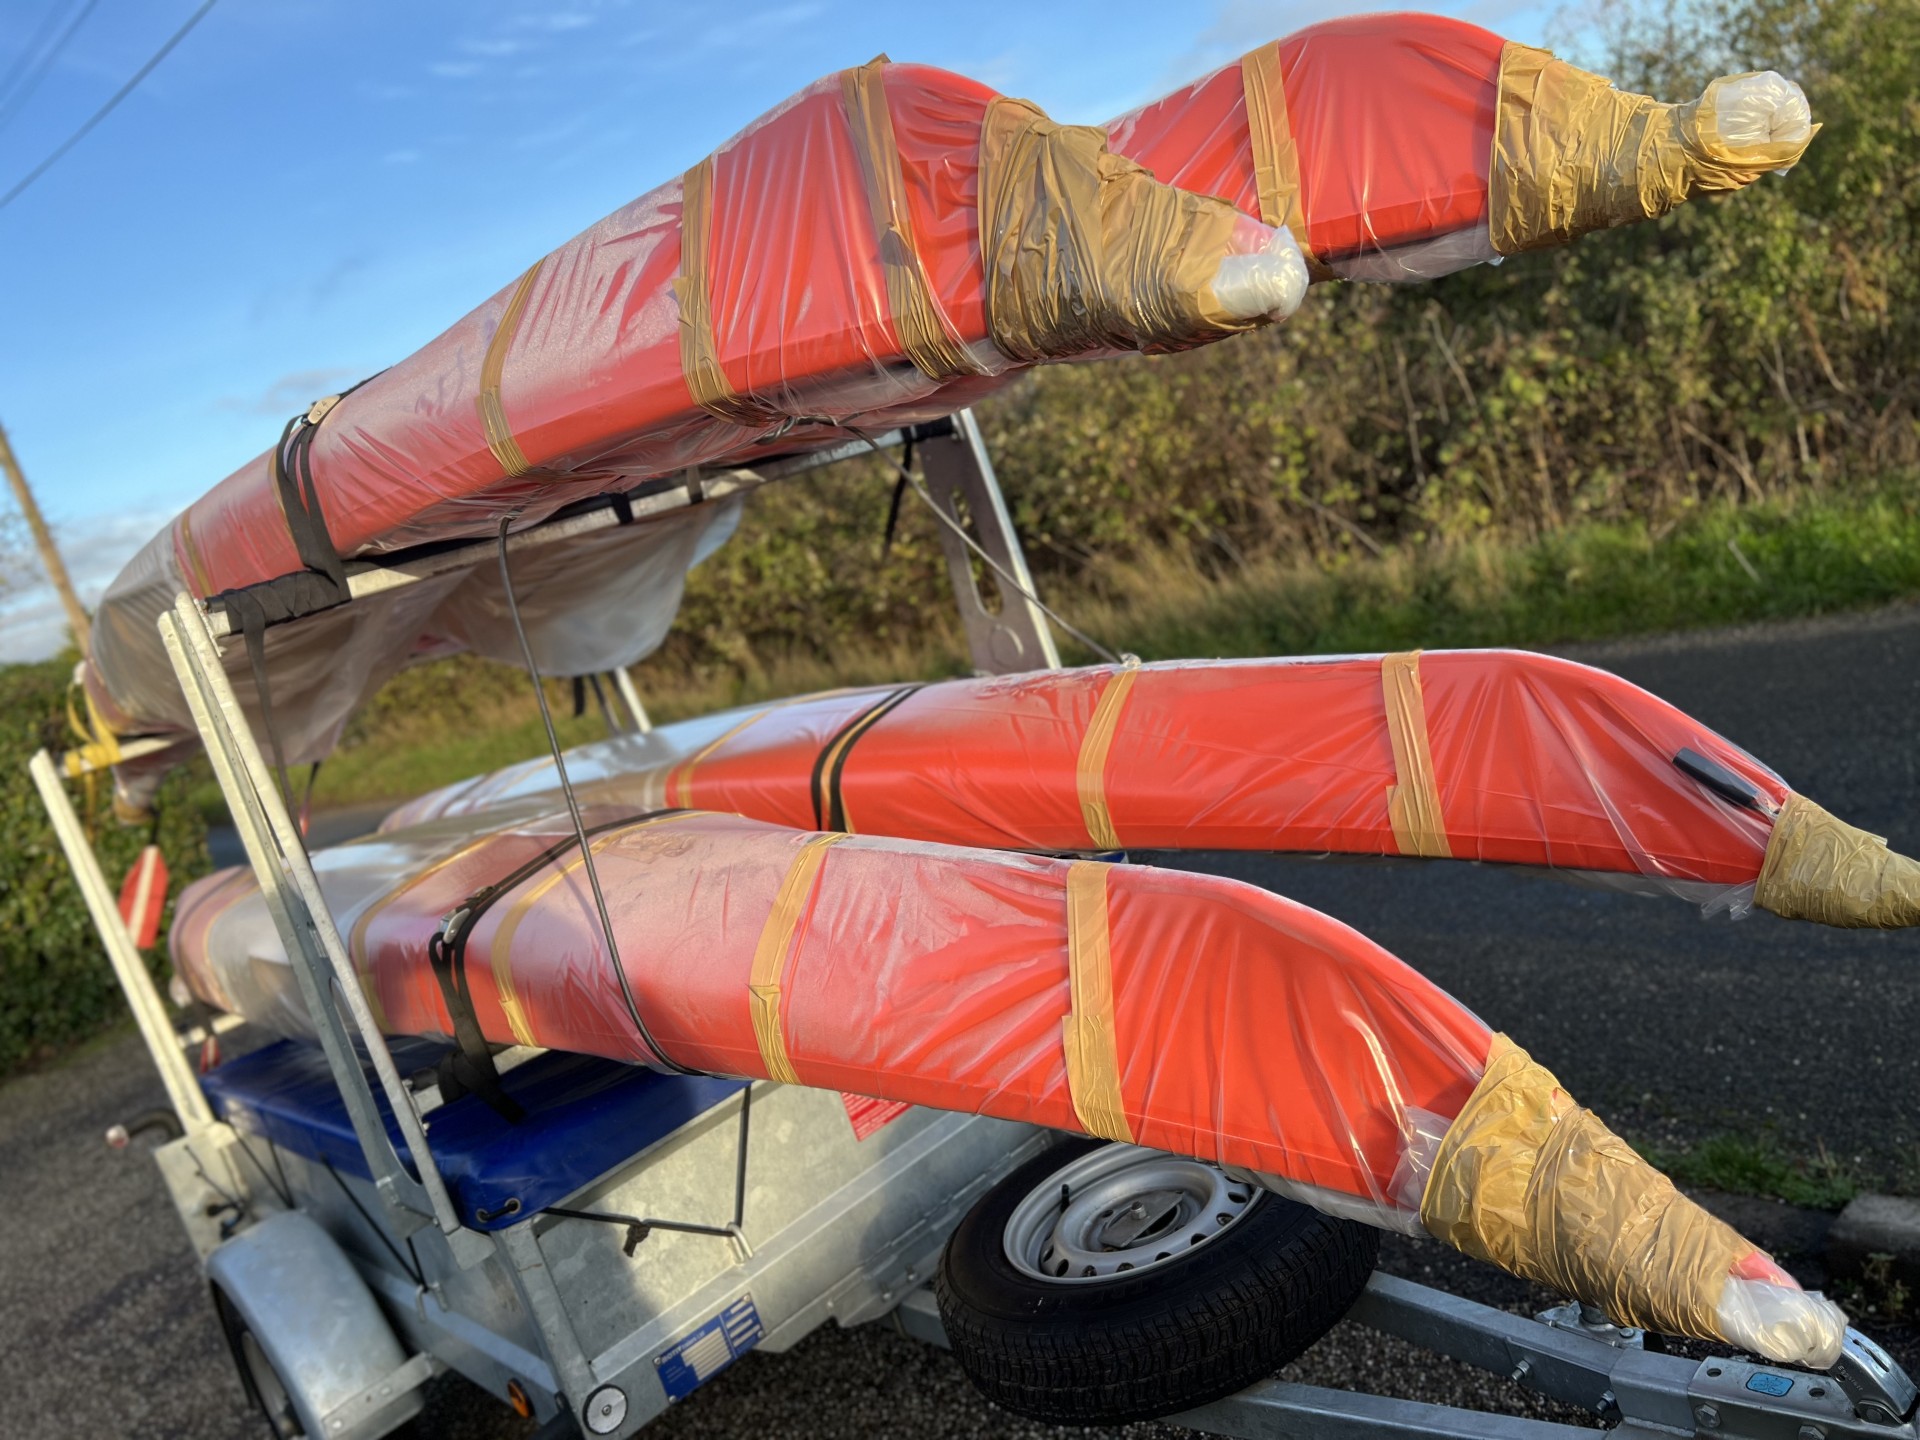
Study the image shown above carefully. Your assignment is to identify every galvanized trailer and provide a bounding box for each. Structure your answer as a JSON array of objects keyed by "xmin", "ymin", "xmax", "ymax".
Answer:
[{"xmin": 33, "ymin": 415, "xmax": 1920, "ymax": 1440}]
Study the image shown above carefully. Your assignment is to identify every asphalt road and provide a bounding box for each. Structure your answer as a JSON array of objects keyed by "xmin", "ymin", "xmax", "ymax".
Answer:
[{"xmin": 5, "ymin": 604, "xmax": 1919, "ymax": 1439}]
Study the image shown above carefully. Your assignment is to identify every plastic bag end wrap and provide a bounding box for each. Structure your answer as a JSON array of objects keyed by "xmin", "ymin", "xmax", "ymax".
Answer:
[
  {"xmin": 1416, "ymin": 1034, "xmax": 1846, "ymax": 1367},
  {"xmin": 976, "ymin": 97, "xmax": 1307, "ymax": 367},
  {"xmin": 1491, "ymin": 44, "xmax": 1818, "ymax": 256},
  {"xmin": 1756, "ymin": 792, "xmax": 1920, "ymax": 928}
]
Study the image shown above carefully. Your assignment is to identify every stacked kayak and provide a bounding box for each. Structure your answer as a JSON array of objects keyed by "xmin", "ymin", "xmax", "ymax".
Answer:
[
  {"xmin": 383, "ymin": 651, "xmax": 1920, "ymax": 929},
  {"xmin": 171, "ymin": 805, "xmax": 1845, "ymax": 1367},
  {"xmin": 79, "ymin": 14, "xmax": 1814, "ymax": 815}
]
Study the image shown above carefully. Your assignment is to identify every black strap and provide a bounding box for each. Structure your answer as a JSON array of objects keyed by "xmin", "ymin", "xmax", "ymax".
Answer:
[
  {"xmin": 270, "ymin": 409, "xmax": 349, "ymax": 597},
  {"xmin": 879, "ymin": 437, "xmax": 916, "ymax": 560},
  {"xmin": 426, "ymin": 925, "xmax": 525, "ymax": 1123},
  {"xmin": 207, "ymin": 375, "xmax": 385, "ymax": 638},
  {"xmin": 427, "ymin": 809, "xmax": 685, "ymax": 1115},
  {"xmin": 809, "ymin": 685, "xmax": 923, "ymax": 831},
  {"xmin": 224, "ymin": 589, "xmax": 297, "ymax": 808}
]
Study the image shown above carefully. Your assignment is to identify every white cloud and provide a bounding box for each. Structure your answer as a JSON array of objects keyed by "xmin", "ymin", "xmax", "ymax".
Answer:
[
  {"xmin": 0, "ymin": 506, "xmax": 183, "ymax": 662},
  {"xmin": 216, "ymin": 367, "xmax": 363, "ymax": 418},
  {"xmin": 460, "ymin": 36, "xmax": 530, "ymax": 58},
  {"xmin": 699, "ymin": 3, "xmax": 826, "ymax": 53},
  {"xmin": 384, "ymin": 148, "xmax": 422, "ymax": 165},
  {"xmin": 510, "ymin": 9, "xmax": 597, "ymax": 32}
]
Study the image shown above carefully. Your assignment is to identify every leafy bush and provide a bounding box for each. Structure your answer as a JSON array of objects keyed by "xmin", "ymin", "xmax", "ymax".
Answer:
[{"xmin": 0, "ymin": 658, "xmax": 208, "ymax": 1073}]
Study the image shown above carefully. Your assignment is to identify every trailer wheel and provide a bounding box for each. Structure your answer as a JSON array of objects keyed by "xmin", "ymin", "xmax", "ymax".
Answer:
[
  {"xmin": 936, "ymin": 1138, "xmax": 1378, "ymax": 1425},
  {"xmin": 206, "ymin": 1211, "xmax": 424, "ymax": 1440},
  {"xmin": 214, "ymin": 1287, "xmax": 306, "ymax": 1438}
]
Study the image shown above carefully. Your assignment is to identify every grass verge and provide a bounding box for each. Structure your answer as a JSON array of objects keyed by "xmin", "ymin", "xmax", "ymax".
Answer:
[
  {"xmin": 297, "ymin": 478, "xmax": 1920, "ymax": 811},
  {"xmin": 1642, "ymin": 1131, "xmax": 1861, "ymax": 1212}
]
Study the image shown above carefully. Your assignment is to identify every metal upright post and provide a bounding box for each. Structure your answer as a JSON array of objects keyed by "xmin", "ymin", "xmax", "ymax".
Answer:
[
  {"xmin": 611, "ymin": 667, "xmax": 652, "ymax": 733},
  {"xmin": 917, "ymin": 409, "xmax": 1061, "ymax": 674},
  {"xmin": 28, "ymin": 749, "xmax": 213, "ymax": 1129},
  {"xmin": 160, "ymin": 595, "xmax": 487, "ymax": 1262}
]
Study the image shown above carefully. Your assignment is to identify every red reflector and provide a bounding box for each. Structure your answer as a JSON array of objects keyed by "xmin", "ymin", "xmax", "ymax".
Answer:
[{"xmin": 118, "ymin": 844, "xmax": 168, "ymax": 950}]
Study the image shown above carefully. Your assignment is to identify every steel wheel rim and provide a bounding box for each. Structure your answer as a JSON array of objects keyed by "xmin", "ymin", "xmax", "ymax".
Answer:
[
  {"xmin": 1003, "ymin": 1143, "xmax": 1261, "ymax": 1284},
  {"xmin": 239, "ymin": 1328, "xmax": 305, "ymax": 1438}
]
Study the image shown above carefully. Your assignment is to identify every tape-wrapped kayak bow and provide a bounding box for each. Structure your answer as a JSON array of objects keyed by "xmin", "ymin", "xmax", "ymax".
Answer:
[
  {"xmin": 171, "ymin": 806, "xmax": 1846, "ymax": 1365},
  {"xmin": 383, "ymin": 651, "xmax": 1920, "ymax": 929}
]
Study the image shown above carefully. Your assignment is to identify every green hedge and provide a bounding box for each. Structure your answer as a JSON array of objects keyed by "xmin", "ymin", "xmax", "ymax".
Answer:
[
  {"xmin": 660, "ymin": 0, "xmax": 1920, "ymax": 679},
  {"xmin": 0, "ymin": 657, "xmax": 209, "ymax": 1074}
]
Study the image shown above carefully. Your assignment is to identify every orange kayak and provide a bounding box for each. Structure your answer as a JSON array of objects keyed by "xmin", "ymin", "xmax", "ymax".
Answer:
[
  {"xmin": 172, "ymin": 805, "xmax": 1846, "ymax": 1365},
  {"xmin": 385, "ymin": 651, "xmax": 1920, "ymax": 928}
]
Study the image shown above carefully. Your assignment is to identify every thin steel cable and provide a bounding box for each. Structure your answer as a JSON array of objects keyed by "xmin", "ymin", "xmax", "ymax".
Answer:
[
  {"xmin": 833, "ymin": 422, "xmax": 1127, "ymax": 666},
  {"xmin": 0, "ymin": 0, "xmax": 217, "ymax": 214},
  {"xmin": 0, "ymin": 0, "xmax": 82, "ymax": 111},
  {"xmin": 494, "ymin": 516, "xmax": 698, "ymax": 1076},
  {"xmin": 0, "ymin": 0, "xmax": 103, "ymax": 137}
]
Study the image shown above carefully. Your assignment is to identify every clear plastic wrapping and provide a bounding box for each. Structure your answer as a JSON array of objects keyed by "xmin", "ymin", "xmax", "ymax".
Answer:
[
  {"xmin": 173, "ymin": 804, "xmax": 1843, "ymax": 1364},
  {"xmin": 382, "ymin": 651, "xmax": 1917, "ymax": 928}
]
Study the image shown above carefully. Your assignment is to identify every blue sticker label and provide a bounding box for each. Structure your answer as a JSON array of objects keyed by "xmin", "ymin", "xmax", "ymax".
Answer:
[
  {"xmin": 1746, "ymin": 1372, "xmax": 1794, "ymax": 1397},
  {"xmin": 655, "ymin": 1295, "xmax": 764, "ymax": 1401}
]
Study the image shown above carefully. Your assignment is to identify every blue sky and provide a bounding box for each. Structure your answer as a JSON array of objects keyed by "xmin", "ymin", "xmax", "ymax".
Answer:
[{"xmin": 0, "ymin": 0, "xmax": 1560, "ymax": 660}]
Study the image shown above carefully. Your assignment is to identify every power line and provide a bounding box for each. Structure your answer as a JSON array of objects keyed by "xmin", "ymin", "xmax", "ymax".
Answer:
[
  {"xmin": 0, "ymin": 0, "xmax": 218, "ymax": 215},
  {"xmin": 0, "ymin": 0, "xmax": 80, "ymax": 109},
  {"xmin": 0, "ymin": 0, "xmax": 105, "ymax": 138}
]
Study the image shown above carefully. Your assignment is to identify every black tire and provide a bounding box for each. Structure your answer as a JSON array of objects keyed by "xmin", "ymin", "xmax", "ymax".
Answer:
[
  {"xmin": 936, "ymin": 1138, "xmax": 1379, "ymax": 1425},
  {"xmin": 212, "ymin": 1286, "xmax": 307, "ymax": 1438}
]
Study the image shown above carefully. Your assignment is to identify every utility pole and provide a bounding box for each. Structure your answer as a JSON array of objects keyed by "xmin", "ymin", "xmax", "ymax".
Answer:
[{"xmin": 0, "ymin": 417, "xmax": 90, "ymax": 654}]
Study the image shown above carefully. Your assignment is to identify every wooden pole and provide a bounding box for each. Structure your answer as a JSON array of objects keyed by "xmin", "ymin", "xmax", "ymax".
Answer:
[{"xmin": 0, "ymin": 418, "xmax": 90, "ymax": 653}]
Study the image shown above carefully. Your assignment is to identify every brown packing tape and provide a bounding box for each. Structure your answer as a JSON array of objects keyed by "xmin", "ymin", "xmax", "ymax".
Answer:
[
  {"xmin": 1755, "ymin": 791, "xmax": 1920, "ymax": 928},
  {"xmin": 1381, "ymin": 651, "xmax": 1452, "ymax": 859},
  {"xmin": 1238, "ymin": 42, "xmax": 1332, "ymax": 282},
  {"xmin": 172, "ymin": 509, "xmax": 217, "ymax": 596},
  {"xmin": 674, "ymin": 158, "xmax": 785, "ymax": 428},
  {"xmin": 665, "ymin": 707, "xmax": 775, "ymax": 809},
  {"xmin": 1422, "ymin": 1034, "xmax": 1751, "ymax": 1342},
  {"xmin": 1077, "ymin": 659, "xmax": 1139, "ymax": 850},
  {"xmin": 840, "ymin": 58, "xmax": 983, "ymax": 384},
  {"xmin": 1490, "ymin": 45, "xmax": 1819, "ymax": 256},
  {"xmin": 666, "ymin": 688, "xmax": 857, "ymax": 810},
  {"xmin": 748, "ymin": 833, "xmax": 848, "ymax": 1084},
  {"xmin": 348, "ymin": 833, "xmax": 503, "ymax": 1034},
  {"xmin": 486, "ymin": 812, "xmax": 700, "ymax": 1047},
  {"xmin": 976, "ymin": 96, "xmax": 1254, "ymax": 364},
  {"xmin": 477, "ymin": 260, "xmax": 544, "ymax": 477},
  {"xmin": 487, "ymin": 833, "xmax": 615, "ymax": 1046},
  {"xmin": 1062, "ymin": 861, "xmax": 1134, "ymax": 1143}
]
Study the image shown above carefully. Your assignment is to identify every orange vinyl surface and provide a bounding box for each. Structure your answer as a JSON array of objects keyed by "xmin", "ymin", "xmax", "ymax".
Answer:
[{"xmin": 388, "ymin": 651, "xmax": 1786, "ymax": 896}]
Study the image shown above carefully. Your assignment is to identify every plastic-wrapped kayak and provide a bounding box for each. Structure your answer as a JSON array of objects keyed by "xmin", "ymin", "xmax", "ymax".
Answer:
[
  {"xmin": 1110, "ymin": 15, "xmax": 1816, "ymax": 282},
  {"xmin": 382, "ymin": 651, "xmax": 1920, "ymax": 929},
  {"xmin": 81, "ymin": 14, "xmax": 1814, "ymax": 811},
  {"xmin": 171, "ymin": 805, "xmax": 1845, "ymax": 1366}
]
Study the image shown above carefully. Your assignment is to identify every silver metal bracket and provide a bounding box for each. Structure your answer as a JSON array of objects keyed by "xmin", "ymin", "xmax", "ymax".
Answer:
[
  {"xmin": 1536, "ymin": 1298, "xmax": 1645, "ymax": 1350},
  {"xmin": 1687, "ymin": 1342, "xmax": 1915, "ymax": 1439},
  {"xmin": 1830, "ymin": 1328, "xmax": 1920, "ymax": 1427},
  {"xmin": 159, "ymin": 592, "xmax": 488, "ymax": 1265},
  {"xmin": 316, "ymin": 1352, "xmax": 436, "ymax": 1438},
  {"xmin": 917, "ymin": 409, "xmax": 1061, "ymax": 675}
]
